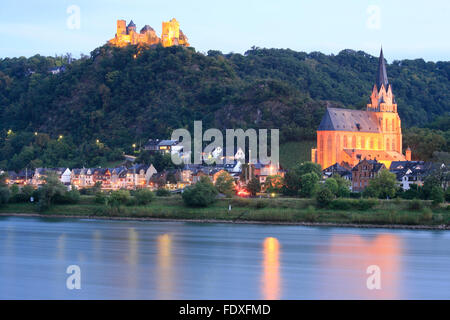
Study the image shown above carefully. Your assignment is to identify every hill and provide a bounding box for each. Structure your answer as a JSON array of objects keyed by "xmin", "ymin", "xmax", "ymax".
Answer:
[{"xmin": 0, "ymin": 45, "xmax": 449, "ymax": 170}]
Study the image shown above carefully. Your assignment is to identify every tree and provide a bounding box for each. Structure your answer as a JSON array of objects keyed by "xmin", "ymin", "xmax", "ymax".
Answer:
[
  {"xmin": 324, "ymin": 178, "xmax": 338, "ymax": 196},
  {"xmin": 283, "ymin": 162, "xmax": 322, "ymax": 196},
  {"xmin": 367, "ymin": 169, "xmax": 398, "ymax": 199},
  {"xmin": 264, "ymin": 175, "xmax": 284, "ymax": 194},
  {"xmin": 215, "ymin": 171, "xmax": 235, "ymax": 197},
  {"xmin": 0, "ymin": 173, "xmax": 10, "ymax": 205},
  {"xmin": 182, "ymin": 176, "xmax": 218, "ymax": 207},
  {"xmin": 332, "ymin": 174, "xmax": 351, "ymax": 197},
  {"xmin": 315, "ymin": 186, "xmax": 334, "ymax": 208},
  {"xmin": 298, "ymin": 172, "xmax": 319, "ymax": 198},
  {"xmin": 430, "ymin": 186, "xmax": 444, "ymax": 205},
  {"xmin": 422, "ymin": 175, "xmax": 441, "ymax": 200},
  {"xmin": 135, "ymin": 189, "xmax": 155, "ymax": 205},
  {"xmin": 247, "ymin": 177, "xmax": 261, "ymax": 196},
  {"xmin": 38, "ymin": 173, "xmax": 67, "ymax": 208},
  {"xmin": 108, "ymin": 190, "xmax": 131, "ymax": 207}
]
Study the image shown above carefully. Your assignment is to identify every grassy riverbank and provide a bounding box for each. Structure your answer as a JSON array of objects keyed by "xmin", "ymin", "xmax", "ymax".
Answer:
[{"xmin": 0, "ymin": 195, "xmax": 449, "ymax": 228}]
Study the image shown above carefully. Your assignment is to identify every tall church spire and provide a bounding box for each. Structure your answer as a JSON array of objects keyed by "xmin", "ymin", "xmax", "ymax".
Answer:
[{"xmin": 376, "ymin": 47, "xmax": 389, "ymax": 90}]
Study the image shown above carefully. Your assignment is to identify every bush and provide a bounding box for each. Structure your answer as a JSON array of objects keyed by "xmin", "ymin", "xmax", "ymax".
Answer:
[
  {"xmin": 108, "ymin": 190, "xmax": 131, "ymax": 207},
  {"xmin": 328, "ymin": 198, "xmax": 377, "ymax": 210},
  {"xmin": 255, "ymin": 200, "xmax": 268, "ymax": 209},
  {"xmin": 94, "ymin": 192, "xmax": 107, "ymax": 205},
  {"xmin": 349, "ymin": 192, "xmax": 362, "ymax": 199},
  {"xmin": 355, "ymin": 199, "xmax": 377, "ymax": 210},
  {"xmin": 135, "ymin": 189, "xmax": 155, "ymax": 205},
  {"xmin": 230, "ymin": 198, "xmax": 252, "ymax": 207},
  {"xmin": 53, "ymin": 188, "xmax": 81, "ymax": 204},
  {"xmin": 421, "ymin": 208, "xmax": 433, "ymax": 222},
  {"xmin": 408, "ymin": 199, "xmax": 423, "ymax": 211},
  {"xmin": 328, "ymin": 199, "xmax": 352, "ymax": 210},
  {"xmin": 0, "ymin": 187, "xmax": 10, "ymax": 205},
  {"xmin": 304, "ymin": 206, "xmax": 317, "ymax": 222},
  {"xmin": 430, "ymin": 186, "xmax": 444, "ymax": 205},
  {"xmin": 156, "ymin": 188, "xmax": 171, "ymax": 197},
  {"xmin": 182, "ymin": 177, "xmax": 218, "ymax": 207},
  {"xmin": 315, "ymin": 187, "xmax": 334, "ymax": 208}
]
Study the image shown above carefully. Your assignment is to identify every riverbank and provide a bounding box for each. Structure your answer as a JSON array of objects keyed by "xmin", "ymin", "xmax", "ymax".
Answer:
[
  {"xmin": 0, "ymin": 195, "xmax": 448, "ymax": 230},
  {"xmin": 1, "ymin": 212, "xmax": 449, "ymax": 231}
]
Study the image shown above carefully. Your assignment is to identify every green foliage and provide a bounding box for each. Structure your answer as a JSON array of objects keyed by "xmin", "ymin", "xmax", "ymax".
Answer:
[
  {"xmin": 408, "ymin": 199, "xmax": 424, "ymax": 211},
  {"xmin": 134, "ymin": 189, "xmax": 155, "ymax": 205},
  {"xmin": 283, "ymin": 162, "xmax": 322, "ymax": 196},
  {"xmin": 94, "ymin": 192, "xmax": 107, "ymax": 205},
  {"xmin": 430, "ymin": 186, "xmax": 444, "ymax": 205},
  {"xmin": 182, "ymin": 176, "xmax": 218, "ymax": 207},
  {"xmin": 108, "ymin": 190, "xmax": 131, "ymax": 207},
  {"xmin": 1, "ymin": 47, "xmax": 447, "ymax": 171},
  {"xmin": 446, "ymin": 188, "xmax": 450, "ymax": 202},
  {"xmin": 401, "ymin": 184, "xmax": 420, "ymax": 199},
  {"xmin": 9, "ymin": 184, "xmax": 19, "ymax": 196},
  {"xmin": 298, "ymin": 172, "xmax": 319, "ymax": 198},
  {"xmin": 366, "ymin": 169, "xmax": 398, "ymax": 199},
  {"xmin": 156, "ymin": 188, "xmax": 171, "ymax": 197},
  {"xmin": 246, "ymin": 177, "xmax": 261, "ymax": 196},
  {"xmin": 315, "ymin": 186, "xmax": 335, "ymax": 208},
  {"xmin": 0, "ymin": 187, "xmax": 10, "ymax": 205},
  {"xmin": 332, "ymin": 174, "xmax": 351, "ymax": 197},
  {"xmin": 264, "ymin": 175, "xmax": 284, "ymax": 194},
  {"xmin": 324, "ymin": 178, "xmax": 338, "ymax": 196},
  {"xmin": 38, "ymin": 173, "xmax": 67, "ymax": 208},
  {"xmin": 214, "ymin": 171, "xmax": 235, "ymax": 197},
  {"xmin": 54, "ymin": 187, "xmax": 81, "ymax": 204}
]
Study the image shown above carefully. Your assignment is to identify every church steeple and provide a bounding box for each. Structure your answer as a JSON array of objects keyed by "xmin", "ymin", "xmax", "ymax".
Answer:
[{"xmin": 376, "ymin": 47, "xmax": 389, "ymax": 90}]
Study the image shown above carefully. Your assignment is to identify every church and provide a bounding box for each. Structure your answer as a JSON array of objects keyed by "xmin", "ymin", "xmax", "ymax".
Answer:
[{"xmin": 311, "ymin": 48, "xmax": 411, "ymax": 170}]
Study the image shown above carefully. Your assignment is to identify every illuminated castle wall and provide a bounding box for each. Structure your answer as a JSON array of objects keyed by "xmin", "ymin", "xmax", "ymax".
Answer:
[
  {"xmin": 108, "ymin": 18, "xmax": 189, "ymax": 48},
  {"xmin": 311, "ymin": 48, "xmax": 411, "ymax": 169}
]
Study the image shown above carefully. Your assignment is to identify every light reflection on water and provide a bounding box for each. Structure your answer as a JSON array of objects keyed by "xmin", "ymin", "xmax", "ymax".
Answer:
[
  {"xmin": 0, "ymin": 217, "xmax": 449, "ymax": 299},
  {"xmin": 156, "ymin": 234, "xmax": 173, "ymax": 299},
  {"xmin": 262, "ymin": 237, "xmax": 280, "ymax": 300},
  {"xmin": 323, "ymin": 234, "xmax": 402, "ymax": 299}
]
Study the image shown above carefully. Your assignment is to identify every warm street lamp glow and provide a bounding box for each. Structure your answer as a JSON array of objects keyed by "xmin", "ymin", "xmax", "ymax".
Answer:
[
  {"xmin": 7, "ymin": 129, "xmax": 13, "ymax": 135},
  {"xmin": 59, "ymin": 135, "xmax": 63, "ymax": 140},
  {"xmin": 34, "ymin": 132, "xmax": 38, "ymax": 136}
]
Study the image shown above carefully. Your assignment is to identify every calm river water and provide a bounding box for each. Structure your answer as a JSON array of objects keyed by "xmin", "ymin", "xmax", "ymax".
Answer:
[{"xmin": 0, "ymin": 216, "xmax": 449, "ymax": 299}]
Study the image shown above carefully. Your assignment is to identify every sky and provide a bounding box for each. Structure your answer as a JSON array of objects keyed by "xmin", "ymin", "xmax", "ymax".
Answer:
[{"xmin": 0, "ymin": 0, "xmax": 449, "ymax": 62}]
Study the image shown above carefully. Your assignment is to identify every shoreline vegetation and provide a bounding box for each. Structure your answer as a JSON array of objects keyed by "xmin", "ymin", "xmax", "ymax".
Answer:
[{"xmin": 1, "ymin": 195, "xmax": 449, "ymax": 231}]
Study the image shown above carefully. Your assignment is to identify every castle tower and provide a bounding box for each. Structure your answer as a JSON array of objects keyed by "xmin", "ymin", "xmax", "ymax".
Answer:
[
  {"xmin": 117, "ymin": 20, "xmax": 126, "ymax": 35},
  {"xmin": 127, "ymin": 20, "xmax": 136, "ymax": 34}
]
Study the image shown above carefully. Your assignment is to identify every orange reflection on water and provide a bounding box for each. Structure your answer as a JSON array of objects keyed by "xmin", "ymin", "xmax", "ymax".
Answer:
[
  {"xmin": 326, "ymin": 234, "xmax": 402, "ymax": 299},
  {"xmin": 262, "ymin": 237, "xmax": 281, "ymax": 300},
  {"xmin": 157, "ymin": 234, "xmax": 173, "ymax": 299}
]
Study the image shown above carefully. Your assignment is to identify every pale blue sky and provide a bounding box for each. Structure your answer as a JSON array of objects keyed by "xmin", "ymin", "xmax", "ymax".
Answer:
[{"xmin": 0, "ymin": 0, "xmax": 449, "ymax": 61}]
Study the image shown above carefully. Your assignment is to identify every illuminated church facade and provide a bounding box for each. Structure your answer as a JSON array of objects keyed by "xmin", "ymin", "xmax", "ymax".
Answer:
[{"xmin": 311, "ymin": 48, "xmax": 411, "ymax": 170}]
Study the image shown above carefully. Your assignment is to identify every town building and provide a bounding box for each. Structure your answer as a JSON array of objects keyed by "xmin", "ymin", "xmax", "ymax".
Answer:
[
  {"xmin": 351, "ymin": 159, "xmax": 386, "ymax": 192},
  {"xmin": 312, "ymin": 48, "xmax": 411, "ymax": 170}
]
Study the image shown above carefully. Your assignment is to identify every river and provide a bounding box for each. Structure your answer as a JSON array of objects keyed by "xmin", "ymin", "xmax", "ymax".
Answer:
[{"xmin": 0, "ymin": 216, "xmax": 449, "ymax": 299}]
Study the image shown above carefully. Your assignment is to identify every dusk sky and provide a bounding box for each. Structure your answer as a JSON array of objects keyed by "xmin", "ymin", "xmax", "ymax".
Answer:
[{"xmin": 0, "ymin": 0, "xmax": 449, "ymax": 61}]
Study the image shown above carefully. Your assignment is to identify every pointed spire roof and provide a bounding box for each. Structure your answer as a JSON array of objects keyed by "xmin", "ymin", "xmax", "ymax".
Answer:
[
  {"xmin": 128, "ymin": 20, "xmax": 136, "ymax": 28},
  {"xmin": 376, "ymin": 47, "xmax": 389, "ymax": 90}
]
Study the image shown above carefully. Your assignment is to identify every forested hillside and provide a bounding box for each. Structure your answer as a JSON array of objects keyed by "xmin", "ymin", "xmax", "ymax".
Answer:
[{"xmin": 0, "ymin": 44, "xmax": 448, "ymax": 170}]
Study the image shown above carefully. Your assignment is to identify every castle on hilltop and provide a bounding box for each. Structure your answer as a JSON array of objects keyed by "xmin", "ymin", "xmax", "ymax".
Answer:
[
  {"xmin": 108, "ymin": 18, "xmax": 189, "ymax": 48},
  {"xmin": 311, "ymin": 48, "xmax": 411, "ymax": 170}
]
